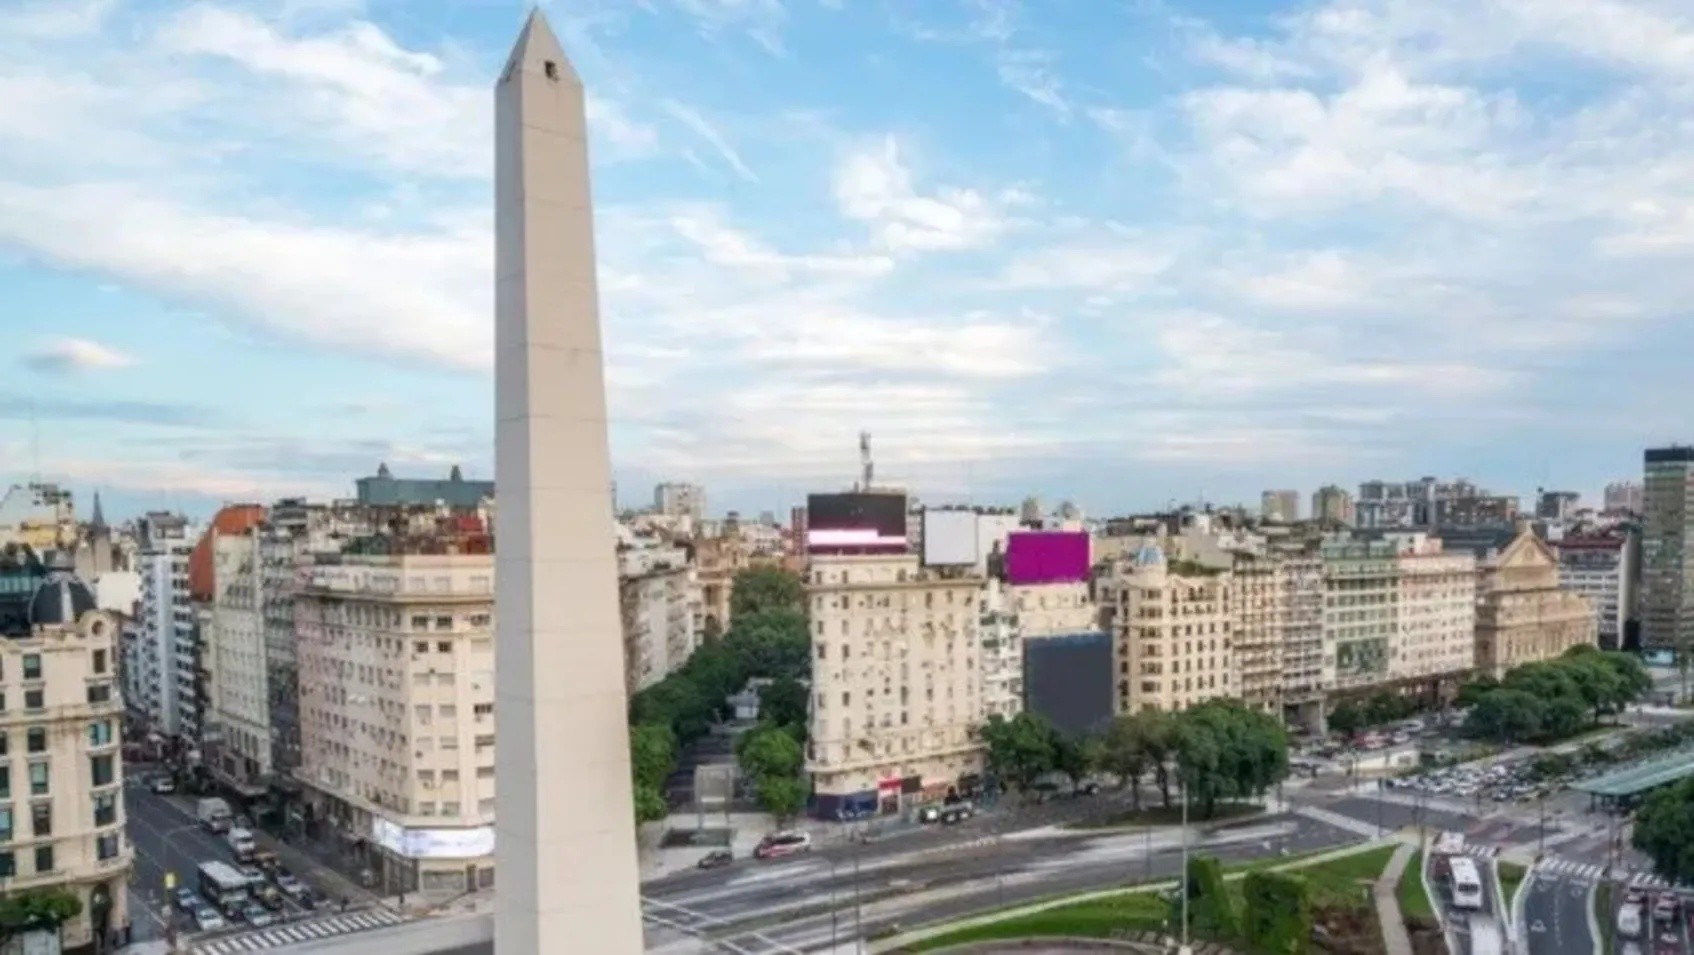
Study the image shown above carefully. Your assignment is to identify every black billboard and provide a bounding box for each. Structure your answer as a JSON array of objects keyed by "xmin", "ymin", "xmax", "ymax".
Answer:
[
  {"xmin": 1023, "ymin": 631, "xmax": 1114, "ymax": 738},
  {"xmin": 805, "ymin": 492, "xmax": 907, "ymax": 548}
]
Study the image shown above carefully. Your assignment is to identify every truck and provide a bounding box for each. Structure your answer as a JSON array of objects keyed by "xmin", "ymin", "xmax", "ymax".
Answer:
[
  {"xmin": 196, "ymin": 860, "xmax": 249, "ymax": 913},
  {"xmin": 226, "ymin": 827, "xmax": 257, "ymax": 862},
  {"xmin": 1617, "ymin": 901, "xmax": 1644, "ymax": 940},
  {"xmin": 196, "ymin": 797, "xmax": 232, "ymax": 833}
]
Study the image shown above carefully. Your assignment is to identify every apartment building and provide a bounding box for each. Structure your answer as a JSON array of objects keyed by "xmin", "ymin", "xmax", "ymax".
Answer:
[
  {"xmin": 1475, "ymin": 527, "xmax": 1596, "ymax": 677},
  {"xmin": 1356, "ymin": 477, "xmax": 1517, "ymax": 529},
  {"xmin": 1273, "ymin": 544, "xmax": 1325, "ymax": 730},
  {"xmin": 653, "ymin": 482, "xmax": 705, "ymax": 522},
  {"xmin": 805, "ymin": 554, "xmax": 984, "ymax": 818},
  {"xmin": 1391, "ymin": 536, "xmax": 1477, "ymax": 683},
  {"xmin": 1260, "ymin": 490, "xmax": 1299, "ymax": 523},
  {"xmin": 207, "ymin": 531, "xmax": 270, "ymax": 793},
  {"xmin": 131, "ymin": 514, "xmax": 195, "ymax": 738},
  {"xmin": 1312, "ymin": 486, "xmax": 1355, "ymax": 526},
  {"xmin": 1320, "ymin": 538, "xmax": 1398, "ymax": 692},
  {"xmin": 977, "ymin": 580, "xmax": 1021, "ymax": 720},
  {"xmin": 1104, "ymin": 544, "xmax": 1235, "ymax": 714},
  {"xmin": 295, "ymin": 549, "xmax": 496, "ymax": 896},
  {"xmin": 1641, "ymin": 446, "xmax": 1694, "ymax": 656},
  {"xmin": 0, "ymin": 556, "xmax": 132, "ymax": 951},
  {"xmin": 1556, "ymin": 531, "xmax": 1637, "ymax": 650},
  {"xmin": 1230, "ymin": 553, "xmax": 1282, "ymax": 714},
  {"xmin": 259, "ymin": 529, "xmax": 307, "ymax": 788},
  {"xmin": 618, "ymin": 545, "xmax": 700, "ymax": 694},
  {"xmin": 1604, "ymin": 481, "xmax": 1644, "ymax": 515}
]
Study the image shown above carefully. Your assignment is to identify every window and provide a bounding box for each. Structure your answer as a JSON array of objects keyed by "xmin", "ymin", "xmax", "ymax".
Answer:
[
  {"xmin": 93, "ymin": 793, "xmax": 116, "ymax": 827},
  {"xmin": 0, "ymin": 766, "xmax": 8, "ymax": 799},
  {"xmin": 439, "ymin": 705, "xmax": 456, "ymax": 719},
  {"xmin": 26, "ymin": 728, "xmax": 45, "ymax": 754},
  {"xmin": 21, "ymin": 655, "xmax": 40, "ymax": 681},
  {"xmin": 86, "ymin": 684, "xmax": 111, "ymax": 705},
  {"xmin": 89, "ymin": 720, "xmax": 112, "ymax": 745},
  {"xmin": 473, "ymin": 704, "xmax": 492, "ymax": 718},
  {"xmin": 90, "ymin": 754, "xmax": 114, "ymax": 787},
  {"xmin": 97, "ymin": 833, "xmax": 119, "ymax": 861},
  {"xmin": 418, "ymin": 770, "xmax": 435, "ymax": 787},
  {"xmin": 414, "ymin": 640, "xmax": 428, "ymax": 654},
  {"xmin": 441, "ymin": 802, "xmax": 459, "ymax": 815},
  {"xmin": 478, "ymin": 798, "xmax": 495, "ymax": 815},
  {"xmin": 435, "ymin": 619, "xmax": 452, "ymax": 634},
  {"xmin": 476, "ymin": 766, "xmax": 494, "ymax": 778},
  {"xmin": 0, "ymin": 853, "xmax": 13, "ymax": 878},
  {"xmin": 417, "ymin": 802, "xmax": 434, "ymax": 816},
  {"xmin": 23, "ymin": 690, "xmax": 42, "ymax": 712},
  {"xmin": 33, "ymin": 846, "xmax": 52, "ymax": 874},
  {"xmin": 0, "ymin": 732, "xmax": 7, "ymax": 756},
  {"xmin": 0, "ymin": 808, "xmax": 10, "ymax": 841},
  {"xmin": 29, "ymin": 762, "xmax": 48, "ymax": 796},
  {"xmin": 31, "ymin": 803, "xmax": 50, "ymax": 837},
  {"xmin": 92, "ymin": 649, "xmax": 107, "ymax": 675},
  {"xmin": 437, "ymin": 640, "xmax": 451, "ymax": 653},
  {"xmin": 442, "ymin": 770, "xmax": 459, "ymax": 783},
  {"xmin": 441, "ymin": 736, "xmax": 458, "ymax": 750},
  {"xmin": 411, "ymin": 615, "xmax": 429, "ymax": 631}
]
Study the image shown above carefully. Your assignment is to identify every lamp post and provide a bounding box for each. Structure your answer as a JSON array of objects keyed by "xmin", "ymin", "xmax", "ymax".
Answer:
[{"xmin": 1180, "ymin": 783, "xmax": 1190, "ymax": 955}]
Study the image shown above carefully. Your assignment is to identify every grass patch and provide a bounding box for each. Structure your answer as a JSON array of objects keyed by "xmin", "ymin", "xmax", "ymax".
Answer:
[
  {"xmin": 904, "ymin": 892, "xmax": 1172, "ymax": 952},
  {"xmin": 1071, "ymin": 801, "xmax": 1264, "ymax": 829},
  {"xmin": 1285, "ymin": 843, "xmax": 1398, "ymax": 911},
  {"xmin": 1397, "ymin": 850, "xmax": 1435, "ymax": 921},
  {"xmin": 1498, "ymin": 861, "xmax": 1525, "ymax": 911}
]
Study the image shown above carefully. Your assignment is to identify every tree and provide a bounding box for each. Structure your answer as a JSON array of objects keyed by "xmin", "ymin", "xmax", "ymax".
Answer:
[
  {"xmin": 1243, "ymin": 871, "xmax": 1312, "ymax": 955},
  {"xmin": 1100, "ymin": 714, "xmax": 1153, "ymax": 809},
  {"xmin": 629, "ymin": 723, "xmax": 677, "ymax": 794},
  {"xmin": 1631, "ymin": 778, "xmax": 1694, "ymax": 886},
  {"xmin": 633, "ymin": 783, "xmax": 669, "ymax": 824},
  {"xmin": 758, "ymin": 677, "xmax": 809, "ymax": 732},
  {"xmin": 737, "ymin": 726, "xmax": 804, "ymax": 782},
  {"xmin": 0, "ymin": 889, "xmax": 82, "ymax": 944},
  {"xmin": 730, "ymin": 567, "xmax": 805, "ymax": 619},
  {"xmin": 1465, "ymin": 688, "xmax": 1544, "ymax": 743},
  {"xmin": 1457, "ymin": 675, "xmax": 1500, "ymax": 708},
  {"xmin": 1140, "ymin": 711, "xmax": 1177, "ymax": 808},
  {"xmin": 1326, "ymin": 702, "xmax": 1363, "ymax": 739},
  {"xmin": 755, "ymin": 775, "xmax": 807, "ymax": 825},
  {"xmin": 978, "ymin": 712, "xmax": 1058, "ymax": 792},
  {"xmin": 1173, "ymin": 701, "xmax": 1290, "ymax": 819},
  {"xmin": 726, "ymin": 608, "xmax": 811, "ymax": 680},
  {"xmin": 1185, "ymin": 855, "xmax": 1240, "ymax": 939},
  {"xmin": 1598, "ymin": 651, "xmax": 1653, "ymax": 706}
]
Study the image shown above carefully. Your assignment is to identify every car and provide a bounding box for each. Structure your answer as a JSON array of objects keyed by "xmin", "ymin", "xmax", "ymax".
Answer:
[
  {"xmin": 253, "ymin": 884, "xmax": 286, "ymax": 911},
  {"xmin": 753, "ymin": 831, "xmax": 812, "ymax": 860},
  {"xmin": 276, "ymin": 873, "xmax": 306, "ymax": 895},
  {"xmin": 238, "ymin": 865, "xmax": 265, "ymax": 886},
  {"xmin": 696, "ymin": 849, "xmax": 733, "ymax": 870},
  {"xmin": 173, "ymin": 888, "xmax": 201, "ymax": 912},
  {"xmin": 149, "ymin": 775, "xmax": 176, "ymax": 795},
  {"xmin": 1652, "ymin": 896, "xmax": 1679, "ymax": 923},
  {"xmin": 1626, "ymin": 887, "xmax": 1648, "ymax": 904},
  {"xmin": 192, "ymin": 906, "xmax": 226, "ymax": 932},
  {"xmin": 242, "ymin": 902, "xmax": 274, "ymax": 928},
  {"xmin": 918, "ymin": 805, "xmax": 942, "ymax": 823},
  {"xmin": 1074, "ymin": 780, "xmax": 1101, "ymax": 796}
]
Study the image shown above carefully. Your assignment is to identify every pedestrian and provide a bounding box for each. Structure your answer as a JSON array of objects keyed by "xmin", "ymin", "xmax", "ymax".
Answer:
[{"xmin": 338, "ymin": 896, "xmax": 347, "ymax": 913}]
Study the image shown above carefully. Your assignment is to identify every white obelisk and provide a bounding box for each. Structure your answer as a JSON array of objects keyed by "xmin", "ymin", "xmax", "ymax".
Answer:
[{"xmin": 494, "ymin": 10, "xmax": 643, "ymax": 953}]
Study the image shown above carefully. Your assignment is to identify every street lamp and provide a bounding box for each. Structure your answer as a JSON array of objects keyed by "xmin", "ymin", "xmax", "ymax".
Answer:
[{"xmin": 1180, "ymin": 781, "xmax": 1190, "ymax": 955}]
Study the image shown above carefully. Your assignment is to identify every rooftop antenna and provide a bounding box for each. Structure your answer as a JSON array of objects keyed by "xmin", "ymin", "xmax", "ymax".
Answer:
[{"xmin": 859, "ymin": 430, "xmax": 873, "ymax": 491}]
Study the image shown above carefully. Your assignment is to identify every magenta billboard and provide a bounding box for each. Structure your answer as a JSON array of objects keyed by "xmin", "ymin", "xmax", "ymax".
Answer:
[{"xmin": 1004, "ymin": 531, "xmax": 1090, "ymax": 585}]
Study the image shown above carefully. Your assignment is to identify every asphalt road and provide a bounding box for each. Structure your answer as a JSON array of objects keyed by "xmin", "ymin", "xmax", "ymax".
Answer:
[
  {"xmin": 1524, "ymin": 869, "xmax": 1597, "ymax": 955},
  {"xmin": 124, "ymin": 776, "xmax": 248, "ymax": 940},
  {"xmin": 1427, "ymin": 850, "xmax": 1502, "ymax": 955},
  {"xmin": 1602, "ymin": 882, "xmax": 1694, "ymax": 955}
]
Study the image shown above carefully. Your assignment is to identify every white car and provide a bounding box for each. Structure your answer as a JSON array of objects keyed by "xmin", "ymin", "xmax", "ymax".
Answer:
[{"xmin": 192, "ymin": 906, "xmax": 226, "ymax": 932}]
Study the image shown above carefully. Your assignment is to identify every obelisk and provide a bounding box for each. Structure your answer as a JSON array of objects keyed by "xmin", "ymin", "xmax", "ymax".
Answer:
[{"xmin": 493, "ymin": 10, "xmax": 644, "ymax": 953}]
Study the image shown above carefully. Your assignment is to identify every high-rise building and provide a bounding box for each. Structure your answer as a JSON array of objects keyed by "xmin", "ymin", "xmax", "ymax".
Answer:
[
  {"xmin": 1104, "ymin": 543, "xmax": 1235, "ymax": 714},
  {"xmin": 1311, "ymin": 485, "xmax": 1355, "ymax": 526},
  {"xmin": 804, "ymin": 553, "xmax": 985, "ymax": 818},
  {"xmin": 131, "ymin": 514, "xmax": 196, "ymax": 738},
  {"xmin": 977, "ymin": 580, "xmax": 1021, "ymax": 720},
  {"xmin": 0, "ymin": 483, "xmax": 75, "ymax": 551},
  {"xmin": 184, "ymin": 506, "xmax": 267, "ymax": 748},
  {"xmin": 0, "ymin": 554, "xmax": 132, "ymax": 950},
  {"xmin": 1260, "ymin": 490, "xmax": 1299, "ymax": 523},
  {"xmin": 1319, "ymin": 534, "xmax": 1476, "ymax": 697},
  {"xmin": 1474, "ymin": 526, "xmax": 1595, "ymax": 677},
  {"xmin": 295, "ymin": 549, "xmax": 496, "ymax": 896},
  {"xmin": 207, "ymin": 529, "xmax": 270, "ymax": 795},
  {"xmin": 1604, "ymin": 481, "xmax": 1644, "ymax": 515},
  {"xmin": 653, "ymin": 482, "xmax": 705, "ymax": 522},
  {"xmin": 1231, "ymin": 552, "xmax": 1282, "ymax": 714},
  {"xmin": 1556, "ymin": 531, "xmax": 1637, "ymax": 651},
  {"xmin": 1320, "ymin": 538, "xmax": 1398, "ymax": 692},
  {"xmin": 1271, "ymin": 542, "xmax": 1325, "ymax": 731},
  {"xmin": 618, "ymin": 546, "xmax": 700, "ymax": 693},
  {"xmin": 1536, "ymin": 490, "xmax": 1581, "ymax": 521},
  {"xmin": 1642, "ymin": 447, "xmax": 1694, "ymax": 656},
  {"xmin": 1357, "ymin": 477, "xmax": 1517, "ymax": 529}
]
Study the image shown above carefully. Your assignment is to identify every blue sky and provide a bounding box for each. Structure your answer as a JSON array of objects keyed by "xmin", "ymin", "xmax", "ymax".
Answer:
[{"xmin": 3, "ymin": 0, "xmax": 1693, "ymax": 521}]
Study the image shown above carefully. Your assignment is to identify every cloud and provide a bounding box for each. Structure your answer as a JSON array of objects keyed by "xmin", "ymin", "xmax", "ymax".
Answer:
[
  {"xmin": 7, "ymin": 0, "xmax": 115, "ymax": 39},
  {"xmin": 996, "ymin": 49, "xmax": 1070, "ymax": 116},
  {"xmin": 833, "ymin": 136, "xmax": 1020, "ymax": 253},
  {"xmin": 22, "ymin": 338, "xmax": 136, "ymax": 374},
  {"xmin": 585, "ymin": 95, "xmax": 660, "ymax": 156},
  {"xmin": 669, "ymin": 0, "xmax": 788, "ymax": 54},
  {"xmin": 668, "ymin": 209, "xmax": 893, "ymax": 277},
  {"xmin": 0, "ymin": 395, "xmax": 213, "ymax": 428},
  {"xmin": 662, "ymin": 101, "xmax": 758, "ymax": 182}
]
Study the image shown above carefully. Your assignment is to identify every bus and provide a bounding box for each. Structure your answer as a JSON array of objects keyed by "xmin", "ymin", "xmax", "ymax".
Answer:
[
  {"xmin": 1449, "ymin": 857, "xmax": 1484, "ymax": 911},
  {"xmin": 197, "ymin": 861, "xmax": 249, "ymax": 911}
]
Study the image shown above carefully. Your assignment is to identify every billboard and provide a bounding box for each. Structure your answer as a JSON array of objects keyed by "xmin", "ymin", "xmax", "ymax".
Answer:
[
  {"xmin": 371, "ymin": 817, "xmax": 496, "ymax": 859},
  {"xmin": 1024, "ymin": 631, "xmax": 1113, "ymax": 737},
  {"xmin": 922, "ymin": 509, "xmax": 978, "ymax": 566},
  {"xmin": 806, "ymin": 492, "xmax": 907, "ymax": 550},
  {"xmin": 1005, "ymin": 530, "xmax": 1090, "ymax": 585}
]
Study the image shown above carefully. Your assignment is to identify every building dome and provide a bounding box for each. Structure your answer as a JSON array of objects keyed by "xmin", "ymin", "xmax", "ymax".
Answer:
[
  {"xmin": 1134, "ymin": 542, "xmax": 1166, "ymax": 567},
  {"xmin": 28, "ymin": 569, "xmax": 97, "ymax": 629}
]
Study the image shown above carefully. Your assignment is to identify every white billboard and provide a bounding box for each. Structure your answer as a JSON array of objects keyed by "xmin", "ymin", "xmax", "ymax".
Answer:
[
  {"xmin": 371, "ymin": 817, "xmax": 496, "ymax": 859},
  {"xmin": 922, "ymin": 509, "xmax": 978, "ymax": 566}
]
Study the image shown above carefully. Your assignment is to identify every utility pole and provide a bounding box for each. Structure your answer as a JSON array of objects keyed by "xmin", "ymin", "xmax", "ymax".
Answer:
[{"xmin": 1180, "ymin": 786, "xmax": 1190, "ymax": 955}]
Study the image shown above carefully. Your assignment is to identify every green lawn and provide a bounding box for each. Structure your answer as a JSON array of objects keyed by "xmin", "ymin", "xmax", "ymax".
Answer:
[
  {"xmin": 1498, "ymin": 861, "xmax": 1526, "ymax": 911},
  {"xmin": 904, "ymin": 892, "xmax": 1171, "ymax": 951},
  {"xmin": 907, "ymin": 843, "xmax": 1398, "ymax": 952},
  {"xmin": 1396, "ymin": 850, "xmax": 1435, "ymax": 920}
]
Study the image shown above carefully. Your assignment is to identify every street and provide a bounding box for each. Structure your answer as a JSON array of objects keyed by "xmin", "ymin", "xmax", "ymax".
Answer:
[{"xmin": 1524, "ymin": 868, "xmax": 1597, "ymax": 955}]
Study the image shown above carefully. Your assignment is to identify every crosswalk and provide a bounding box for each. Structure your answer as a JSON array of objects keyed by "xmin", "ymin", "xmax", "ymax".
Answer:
[
  {"xmin": 1535, "ymin": 855, "xmax": 1689, "ymax": 890},
  {"xmin": 1460, "ymin": 845, "xmax": 1500, "ymax": 860},
  {"xmin": 192, "ymin": 908, "xmax": 407, "ymax": 953}
]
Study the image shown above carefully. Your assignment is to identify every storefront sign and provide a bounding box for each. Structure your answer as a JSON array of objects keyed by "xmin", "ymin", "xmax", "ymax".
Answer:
[{"xmin": 370, "ymin": 818, "xmax": 496, "ymax": 859}]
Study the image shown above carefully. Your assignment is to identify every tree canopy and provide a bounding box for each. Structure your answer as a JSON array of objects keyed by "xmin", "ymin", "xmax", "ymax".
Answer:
[
  {"xmin": 730, "ymin": 566, "xmax": 805, "ymax": 619},
  {"xmin": 0, "ymin": 889, "xmax": 81, "ymax": 941},
  {"xmin": 978, "ymin": 712, "xmax": 1061, "ymax": 791},
  {"xmin": 1632, "ymin": 777, "xmax": 1694, "ymax": 887},
  {"xmin": 1175, "ymin": 700, "xmax": 1290, "ymax": 819},
  {"xmin": 1460, "ymin": 649, "xmax": 1650, "ymax": 745}
]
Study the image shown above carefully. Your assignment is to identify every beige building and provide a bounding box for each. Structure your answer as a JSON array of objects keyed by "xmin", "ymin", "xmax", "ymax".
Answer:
[
  {"xmin": 208, "ymin": 531, "xmax": 270, "ymax": 792},
  {"xmin": 1475, "ymin": 528, "xmax": 1596, "ymax": 677},
  {"xmin": 977, "ymin": 580, "xmax": 1021, "ymax": 720},
  {"xmin": 1321, "ymin": 538, "xmax": 1398, "ymax": 692},
  {"xmin": 1104, "ymin": 544, "xmax": 1235, "ymax": 714},
  {"xmin": 1231, "ymin": 553, "xmax": 1282, "ymax": 714},
  {"xmin": 1270, "ymin": 543, "xmax": 1325, "ymax": 729},
  {"xmin": 805, "ymin": 554, "xmax": 984, "ymax": 816},
  {"xmin": 295, "ymin": 551, "xmax": 495, "ymax": 895},
  {"xmin": 618, "ymin": 546, "xmax": 700, "ymax": 693},
  {"xmin": 0, "ymin": 562, "xmax": 131, "ymax": 951},
  {"xmin": 1009, "ymin": 581, "xmax": 1095, "ymax": 638},
  {"xmin": 1392, "ymin": 537, "xmax": 1477, "ymax": 682}
]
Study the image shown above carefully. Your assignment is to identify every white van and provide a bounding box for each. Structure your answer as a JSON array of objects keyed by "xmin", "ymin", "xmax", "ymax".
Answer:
[
  {"xmin": 1617, "ymin": 902, "xmax": 1643, "ymax": 940},
  {"xmin": 226, "ymin": 827, "xmax": 257, "ymax": 862}
]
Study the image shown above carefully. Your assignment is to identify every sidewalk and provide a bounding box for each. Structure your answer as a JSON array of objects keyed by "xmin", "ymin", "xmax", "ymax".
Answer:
[{"xmin": 1373, "ymin": 843, "xmax": 1418, "ymax": 955}]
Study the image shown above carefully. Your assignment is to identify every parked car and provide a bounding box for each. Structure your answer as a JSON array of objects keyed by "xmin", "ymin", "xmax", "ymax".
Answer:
[
  {"xmin": 149, "ymin": 775, "xmax": 176, "ymax": 795},
  {"xmin": 753, "ymin": 831, "xmax": 812, "ymax": 860},
  {"xmin": 938, "ymin": 803, "xmax": 974, "ymax": 824},
  {"xmin": 253, "ymin": 883, "xmax": 286, "ymax": 911},
  {"xmin": 1652, "ymin": 895, "xmax": 1679, "ymax": 923},
  {"xmin": 242, "ymin": 902, "xmax": 275, "ymax": 928},
  {"xmin": 192, "ymin": 906, "xmax": 226, "ymax": 932},
  {"xmin": 238, "ymin": 865, "xmax": 265, "ymax": 887},
  {"xmin": 696, "ymin": 849, "xmax": 733, "ymax": 870},
  {"xmin": 173, "ymin": 888, "xmax": 201, "ymax": 912}
]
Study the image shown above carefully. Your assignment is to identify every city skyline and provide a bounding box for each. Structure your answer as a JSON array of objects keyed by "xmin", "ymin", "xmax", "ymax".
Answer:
[{"xmin": 8, "ymin": 0, "xmax": 1694, "ymax": 519}]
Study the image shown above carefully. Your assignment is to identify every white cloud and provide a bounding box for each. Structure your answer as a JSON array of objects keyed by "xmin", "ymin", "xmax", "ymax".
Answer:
[
  {"xmin": 7, "ymin": 0, "xmax": 115, "ymax": 39},
  {"xmin": 833, "ymin": 136, "xmax": 1018, "ymax": 252},
  {"xmin": 662, "ymin": 100, "xmax": 758, "ymax": 182},
  {"xmin": 22, "ymin": 338, "xmax": 136, "ymax": 374},
  {"xmin": 670, "ymin": 0, "xmax": 788, "ymax": 54},
  {"xmin": 585, "ymin": 95, "xmax": 660, "ymax": 155},
  {"xmin": 668, "ymin": 209, "xmax": 892, "ymax": 277},
  {"xmin": 997, "ymin": 49, "xmax": 1070, "ymax": 116}
]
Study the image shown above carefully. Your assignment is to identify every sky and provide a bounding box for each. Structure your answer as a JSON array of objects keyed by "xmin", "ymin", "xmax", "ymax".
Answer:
[{"xmin": 3, "ymin": 0, "xmax": 1693, "ymax": 522}]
